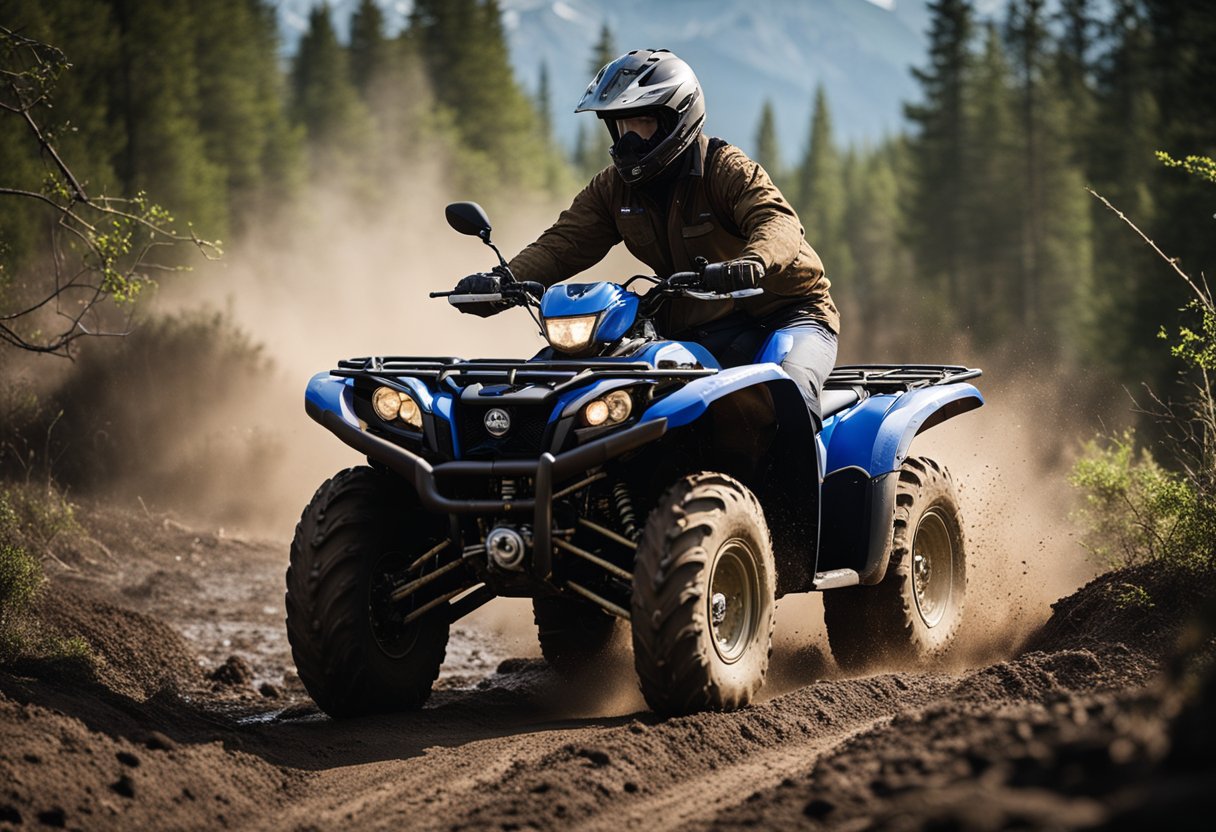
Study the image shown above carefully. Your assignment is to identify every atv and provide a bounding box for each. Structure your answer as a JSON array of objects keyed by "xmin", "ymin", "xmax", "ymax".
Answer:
[{"xmin": 287, "ymin": 202, "xmax": 984, "ymax": 717}]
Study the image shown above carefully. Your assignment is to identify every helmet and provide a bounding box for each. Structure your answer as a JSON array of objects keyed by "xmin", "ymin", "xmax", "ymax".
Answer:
[{"xmin": 575, "ymin": 49, "xmax": 705, "ymax": 185}]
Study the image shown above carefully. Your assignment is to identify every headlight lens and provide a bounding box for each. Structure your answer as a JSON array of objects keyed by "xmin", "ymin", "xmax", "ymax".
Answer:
[
  {"xmin": 398, "ymin": 395, "xmax": 422, "ymax": 429},
  {"xmin": 604, "ymin": 390, "xmax": 633, "ymax": 422},
  {"xmin": 372, "ymin": 386, "xmax": 401, "ymax": 421},
  {"xmin": 584, "ymin": 399, "xmax": 610, "ymax": 426},
  {"xmin": 372, "ymin": 386, "xmax": 423, "ymax": 429},
  {"xmin": 544, "ymin": 314, "xmax": 598, "ymax": 353},
  {"xmin": 581, "ymin": 389, "xmax": 633, "ymax": 428}
]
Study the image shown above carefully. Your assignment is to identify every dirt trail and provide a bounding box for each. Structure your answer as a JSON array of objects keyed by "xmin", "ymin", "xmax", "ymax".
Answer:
[{"xmin": 0, "ymin": 503, "xmax": 1207, "ymax": 832}]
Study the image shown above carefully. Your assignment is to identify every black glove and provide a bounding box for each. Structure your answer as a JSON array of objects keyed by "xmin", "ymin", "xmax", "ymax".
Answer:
[
  {"xmin": 451, "ymin": 269, "xmax": 512, "ymax": 317},
  {"xmin": 453, "ymin": 272, "xmax": 503, "ymax": 295},
  {"xmin": 701, "ymin": 259, "xmax": 764, "ymax": 293}
]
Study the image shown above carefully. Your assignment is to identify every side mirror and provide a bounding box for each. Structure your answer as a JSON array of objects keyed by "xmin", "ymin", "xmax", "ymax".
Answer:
[{"xmin": 445, "ymin": 202, "xmax": 492, "ymax": 239}]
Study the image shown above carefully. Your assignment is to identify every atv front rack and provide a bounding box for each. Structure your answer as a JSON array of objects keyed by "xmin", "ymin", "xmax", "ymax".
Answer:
[
  {"xmin": 825, "ymin": 364, "xmax": 982, "ymax": 393},
  {"xmin": 333, "ymin": 356, "xmax": 716, "ymax": 393}
]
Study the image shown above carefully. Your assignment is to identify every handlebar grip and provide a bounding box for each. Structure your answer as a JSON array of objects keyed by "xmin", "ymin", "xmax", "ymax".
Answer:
[
  {"xmin": 429, "ymin": 290, "xmax": 455, "ymax": 298},
  {"xmin": 448, "ymin": 293, "xmax": 505, "ymax": 304}
]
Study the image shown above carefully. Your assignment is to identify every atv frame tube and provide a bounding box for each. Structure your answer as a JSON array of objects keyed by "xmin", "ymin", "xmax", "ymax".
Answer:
[{"xmin": 305, "ymin": 396, "xmax": 668, "ymax": 583}]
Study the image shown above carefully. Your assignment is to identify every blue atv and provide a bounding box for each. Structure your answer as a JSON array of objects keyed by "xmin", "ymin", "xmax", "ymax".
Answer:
[{"xmin": 288, "ymin": 202, "xmax": 984, "ymax": 717}]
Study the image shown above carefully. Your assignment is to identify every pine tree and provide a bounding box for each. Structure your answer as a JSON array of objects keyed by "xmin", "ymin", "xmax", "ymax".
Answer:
[
  {"xmin": 194, "ymin": 0, "xmax": 300, "ymax": 231},
  {"xmin": 290, "ymin": 4, "xmax": 374, "ymax": 179},
  {"xmin": 536, "ymin": 62, "xmax": 554, "ymax": 140},
  {"xmin": 590, "ymin": 22, "xmax": 617, "ymax": 75},
  {"xmin": 570, "ymin": 21, "xmax": 618, "ymax": 180},
  {"xmin": 408, "ymin": 0, "xmax": 548, "ymax": 189},
  {"xmin": 1084, "ymin": 0, "xmax": 1162, "ymax": 377},
  {"xmin": 843, "ymin": 140, "xmax": 914, "ymax": 334},
  {"xmin": 110, "ymin": 0, "xmax": 228, "ymax": 238},
  {"xmin": 349, "ymin": 0, "xmax": 392, "ymax": 98},
  {"xmin": 1006, "ymin": 0, "xmax": 1093, "ymax": 351},
  {"xmin": 754, "ymin": 99, "xmax": 783, "ymax": 185},
  {"xmin": 796, "ymin": 86, "xmax": 849, "ymax": 283},
  {"xmin": 961, "ymin": 22, "xmax": 1022, "ymax": 341},
  {"xmin": 1055, "ymin": 0, "xmax": 1097, "ymax": 163},
  {"xmin": 904, "ymin": 0, "xmax": 975, "ymax": 317},
  {"xmin": 0, "ymin": 0, "xmax": 123, "ymax": 270}
]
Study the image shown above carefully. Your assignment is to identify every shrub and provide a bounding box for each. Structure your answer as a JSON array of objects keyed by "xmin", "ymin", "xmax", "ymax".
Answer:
[
  {"xmin": 1070, "ymin": 431, "xmax": 1215, "ymax": 571},
  {"xmin": 0, "ymin": 542, "xmax": 44, "ymax": 662}
]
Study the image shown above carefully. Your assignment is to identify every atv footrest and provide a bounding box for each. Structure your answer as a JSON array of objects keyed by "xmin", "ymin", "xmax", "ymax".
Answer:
[{"xmin": 813, "ymin": 568, "xmax": 860, "ymax": 590}]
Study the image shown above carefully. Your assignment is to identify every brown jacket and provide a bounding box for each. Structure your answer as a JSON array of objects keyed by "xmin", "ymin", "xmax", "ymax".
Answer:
[{"xmin": 508, "ymin": 134, "xmax": 839, "ymax": 337}]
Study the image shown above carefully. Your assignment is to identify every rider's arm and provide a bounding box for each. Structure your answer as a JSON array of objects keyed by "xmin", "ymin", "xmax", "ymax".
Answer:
[
  {"xmin": 507, "ymin": 168, "xmax": 622, "ymax": 286},
  {"xmin": 709, "ymin": 146, "xmax": 810, "ymax": 280}
]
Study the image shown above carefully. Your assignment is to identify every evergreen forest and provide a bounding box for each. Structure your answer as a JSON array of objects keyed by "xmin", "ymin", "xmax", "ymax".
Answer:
[{"xmin": 1, "ymin": 0, "xmax": 1213, "ymax": 403}]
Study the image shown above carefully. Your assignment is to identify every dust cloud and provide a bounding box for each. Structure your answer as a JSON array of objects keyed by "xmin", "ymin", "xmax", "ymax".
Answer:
[
  {"xmin": 913, "ymin": 371, "xmax": 1100, "ymax": 667},
  {"xmin": 154, "ymin": 165, "xmax": 640, "ymax": 536}
]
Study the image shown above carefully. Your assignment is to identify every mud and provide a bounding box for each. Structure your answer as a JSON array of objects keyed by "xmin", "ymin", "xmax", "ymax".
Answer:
[{"xmin": 0, "ymin": 499, "xmax": 1208, "ymax": 832}]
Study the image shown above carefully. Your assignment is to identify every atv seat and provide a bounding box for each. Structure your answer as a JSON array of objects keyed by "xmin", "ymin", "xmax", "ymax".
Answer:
[{"xmin": 821, "ymin": 387, "xmax": 862, "ymax": 419}]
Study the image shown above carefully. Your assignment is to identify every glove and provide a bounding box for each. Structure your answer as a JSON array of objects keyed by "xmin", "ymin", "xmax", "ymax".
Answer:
[
  {"xmin": 451, "ymin": 270, "xmax": 510, "ymax": 317},
  {"xmin": 701, "ymin": 259, "xmax": 764, "ymax": 293},
  {"xmin": 453, "ymin": 272, "xmax": 503, "ymax": 295}
]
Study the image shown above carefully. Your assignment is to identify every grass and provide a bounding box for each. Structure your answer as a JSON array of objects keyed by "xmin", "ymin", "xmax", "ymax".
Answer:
[{"xmin": 0, "ymin": 482, "xmax": 93, "ymax": 667}]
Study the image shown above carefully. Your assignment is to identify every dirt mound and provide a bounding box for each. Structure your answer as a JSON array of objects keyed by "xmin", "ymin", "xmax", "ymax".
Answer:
[
  {"xmin": 0, "ymin": 584, "xmax": 291, "ymax": 831},
  {"xmin": 0, "ymin": 691, "xmax": 290, "ymax": 831},
  {"xmin": 1027, "ymin": 563, "xmax": 1216, "ymax": 656},
  {"xmin": 30, "ymin": 587, "xmax": 202, "ymax": 700}
]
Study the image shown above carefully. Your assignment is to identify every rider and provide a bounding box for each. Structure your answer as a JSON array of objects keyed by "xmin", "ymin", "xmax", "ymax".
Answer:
[{"xmin": 452, "ymin": 49, "xmax": 839, "ymax": 423}]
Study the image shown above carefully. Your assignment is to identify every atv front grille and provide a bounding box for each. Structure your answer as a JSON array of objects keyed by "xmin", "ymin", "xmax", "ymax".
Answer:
[{"xmin": 454, "ymin": 404, "xmax": 552, "ymax": 459}]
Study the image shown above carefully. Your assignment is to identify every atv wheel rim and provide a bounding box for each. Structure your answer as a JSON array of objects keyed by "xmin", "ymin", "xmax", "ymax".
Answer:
[
  {"xmin": 369, "ymin": 551, "xmax": 421, "ymax": 659},
  {"xmin": 911, "ymin": 508, "xmax": 953, "ymax": 629},
  {"xmin": 708, "ymin": 540, "xmax": 760, "ymax": 663}
]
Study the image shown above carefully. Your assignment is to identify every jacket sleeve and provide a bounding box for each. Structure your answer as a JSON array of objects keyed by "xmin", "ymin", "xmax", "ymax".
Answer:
[
  {"xmin": 709, "ymin": 147, "xmax": 809, "ymax": 279},
  {"xmin": 507, "ymin": 168, "xmax": 622, "ymax": 286}
]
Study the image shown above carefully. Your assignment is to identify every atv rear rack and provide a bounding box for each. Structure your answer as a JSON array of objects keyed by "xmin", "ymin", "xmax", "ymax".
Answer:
[
  {"xmin": 825, "ymin": 364, "xmax": 981, "ymax": 393},
  {"xmin": 333, "ymin": 356, "xmax": 717, "ymax": 393}
]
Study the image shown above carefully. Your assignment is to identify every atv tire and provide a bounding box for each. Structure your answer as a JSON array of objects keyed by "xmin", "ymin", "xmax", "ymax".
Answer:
[
  {"xmin": 824, "ymin": 456, "xmax": 966, "ymax": 674},
  {"xmin": 286, "ymin": 466, "xmax": 449, "ymax": 718},
  {"xmin": 533, "ymin": 596, "xmax": 620, "ymax": 674},
  {"xmin": 631, "ymin": 472, "xmax": 775, "ymax": 715}
]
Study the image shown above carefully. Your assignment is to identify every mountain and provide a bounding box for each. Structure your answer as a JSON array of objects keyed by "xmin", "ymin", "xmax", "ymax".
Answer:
[{"xmin": 274, "ymin": 0, "xmax": 933, "ymax": 156}]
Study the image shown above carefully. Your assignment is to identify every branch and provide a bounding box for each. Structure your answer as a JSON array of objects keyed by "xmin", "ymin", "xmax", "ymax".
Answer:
[{"xmin": 1086, "ymin": 187, "xmax": 1211, "ymax": 309}]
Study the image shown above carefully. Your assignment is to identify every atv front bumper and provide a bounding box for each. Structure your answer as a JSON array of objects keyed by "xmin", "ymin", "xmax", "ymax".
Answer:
[{"xmin": 305, "ymin": 398, "xmax": 666, "ymax": 579}]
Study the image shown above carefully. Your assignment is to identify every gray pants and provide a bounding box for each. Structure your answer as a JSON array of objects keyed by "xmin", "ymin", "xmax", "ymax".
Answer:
[{"xmin": 693, "ymin": 313, "xmax": 839, "ymax": 426}]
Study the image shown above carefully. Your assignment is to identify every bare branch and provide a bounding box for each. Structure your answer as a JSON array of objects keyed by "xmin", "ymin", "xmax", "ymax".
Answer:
[
  {"xmin": 0, "ymin": 27, "xmax": 221, "ymax": 357},
  {"xmin": 1086, "ymin": 187, "xmax": 1211, "ymax": 309}
]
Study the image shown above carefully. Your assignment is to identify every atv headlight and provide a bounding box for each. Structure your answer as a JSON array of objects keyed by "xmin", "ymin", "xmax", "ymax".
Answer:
[
  {"xmin": 373, "ymin": 386, "xmax": 402, "ymax": 421},
  {"xmin": 581, "ymin": 389, "xmax": 633, "ymax": 428},
  {"xmin": 544, "ymin": 314, "xmax": 598, "ymax": 354},
  {"xmin": 372, "ymin": 386, "xmax": 423, "ymax": 429}
]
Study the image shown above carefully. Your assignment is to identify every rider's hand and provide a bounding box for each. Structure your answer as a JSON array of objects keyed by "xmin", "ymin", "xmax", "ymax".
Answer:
[
  {"xmin": 451, "ymin": 268, "xmax": 511, "ymax": 317},
  {"xmin": 453, "ymin": 271, "xmax": 503, "ymax": 296},
  {"xmin": 701, "ymin": 259, "xmax": 764, "ymax": 293}
]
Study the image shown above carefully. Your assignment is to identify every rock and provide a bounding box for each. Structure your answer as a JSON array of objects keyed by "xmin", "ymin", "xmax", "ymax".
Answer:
[
  {"xmin": 209, "ymin": 655, "xmax": 254, "ymax": 687},
  {"xmin": 111, "ymin": 775, "xmax": 135, "ymax": 799},
  {"xmin": 144, "ymin": 731, "xmax": 177, "ymax": 751},
  {"xmin": 258, "ymin": 681, "xmax": 282, "ymax": 699}
]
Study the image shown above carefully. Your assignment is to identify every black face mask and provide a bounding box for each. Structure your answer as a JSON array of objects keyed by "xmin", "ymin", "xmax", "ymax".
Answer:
[{"xmin": 612, "ymin": 130, "xmax": 662, "ymax": 165}]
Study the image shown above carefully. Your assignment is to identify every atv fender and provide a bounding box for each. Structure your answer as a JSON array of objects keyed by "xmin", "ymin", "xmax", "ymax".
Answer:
[
  {"xmin": 818, "ymin": 382, "xmax": 983, "ymax": 584},
  {"xmin": 640, "ymin": 364, "xmax": 822, "ymax": 595},
  {"xmin": 640, "ymin": 363, "xmax": 796, "ymax": 429},
  {"xmin": 306, "ymin": 372, "xmax": 357, "ymax": 423}
]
